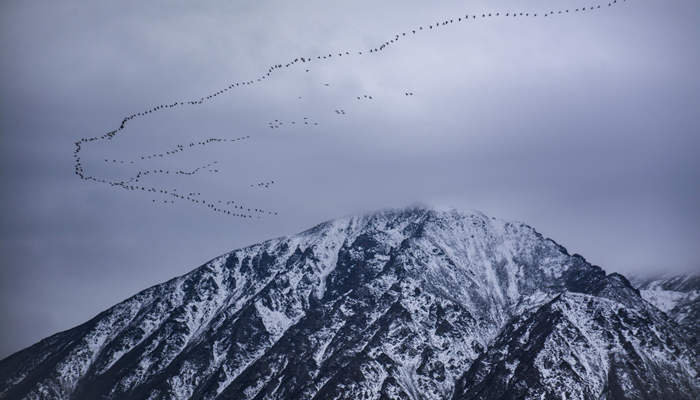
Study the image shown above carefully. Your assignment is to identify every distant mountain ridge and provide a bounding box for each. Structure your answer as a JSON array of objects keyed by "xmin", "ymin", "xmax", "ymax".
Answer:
[
  {"xmin": 632, "ymin": 274, "xmax": 699, "ymax": 353},
  {"xmin": 1, "ymin": 206, "xmax": 697, "ymax": 399}
]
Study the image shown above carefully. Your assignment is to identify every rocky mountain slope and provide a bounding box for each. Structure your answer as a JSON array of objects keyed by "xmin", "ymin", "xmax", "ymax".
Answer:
[
  {"xmin": 632, "ymin": 274, "xmax": 699, "ymax": 352},
  {"xmin": 1, "ymin": 206, "xmax": 697, "ymax": 399}
]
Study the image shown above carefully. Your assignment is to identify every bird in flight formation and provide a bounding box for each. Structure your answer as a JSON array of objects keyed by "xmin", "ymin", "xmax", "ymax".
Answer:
[{"xmin": 73, "ymin": 0, "xmax": 631, "ymax": 219}]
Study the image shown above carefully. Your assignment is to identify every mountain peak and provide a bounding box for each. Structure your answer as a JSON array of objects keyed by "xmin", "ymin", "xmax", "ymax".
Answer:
[{"xmin": 1, "ymin": 208, "xmax": 697, "ymax": 400}]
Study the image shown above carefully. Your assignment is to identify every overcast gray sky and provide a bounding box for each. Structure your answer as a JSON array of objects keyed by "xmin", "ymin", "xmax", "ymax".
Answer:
[{"xmin": 1, "ymin": 0, "xmax": 699, "ymax": 358}]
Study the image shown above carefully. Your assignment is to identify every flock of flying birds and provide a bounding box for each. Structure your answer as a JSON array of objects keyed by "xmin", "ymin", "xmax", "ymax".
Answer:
[
  {"xmin": 72, "ymin": 0, "xmax": 631, "ymax": 219},
  {"xmin": 251, "ymin": 180, "xmax": 276, "ymax": 189},
  {"xmin": 267, "ymin": 117, "xmax": 319, "ymax": 130}
]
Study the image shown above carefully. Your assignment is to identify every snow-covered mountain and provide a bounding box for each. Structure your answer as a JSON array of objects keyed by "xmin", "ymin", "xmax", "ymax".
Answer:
[
  {"xmin": 1, "ymin": 206, "xmax": 697, "ymax": 399},
  {"xmin": 632, "ymin": 274, "xmax": 699, "ymax": 353}
]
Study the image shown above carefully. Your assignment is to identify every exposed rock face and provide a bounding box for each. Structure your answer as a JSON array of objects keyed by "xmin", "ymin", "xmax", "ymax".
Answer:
[{"xmin": 1, "ymin": 207, "xmax": 697, "ymax": 399}]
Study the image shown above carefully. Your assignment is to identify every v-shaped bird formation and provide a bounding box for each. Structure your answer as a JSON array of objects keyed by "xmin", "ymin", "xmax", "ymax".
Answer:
[{"xmin": 73, "ymin": 0, "xmax": 631, "ymax": 219}]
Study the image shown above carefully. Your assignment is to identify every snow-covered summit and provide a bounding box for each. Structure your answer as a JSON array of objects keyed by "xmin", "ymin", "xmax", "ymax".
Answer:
[{"xmin": 1, "ymin": 206, "xmax": 697, "ymax": 399}]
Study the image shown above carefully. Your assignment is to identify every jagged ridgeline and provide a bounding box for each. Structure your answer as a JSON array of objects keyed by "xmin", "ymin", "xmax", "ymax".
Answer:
[
  {"xmin": 74, "ymin": 1, "xmax": 634, "ymax": 219},
  {"xmin": 1, "ymin": 206, "xmax": 697, "ymax": 399}
]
